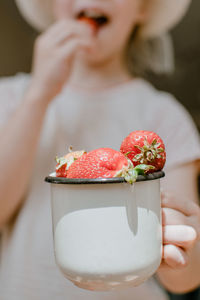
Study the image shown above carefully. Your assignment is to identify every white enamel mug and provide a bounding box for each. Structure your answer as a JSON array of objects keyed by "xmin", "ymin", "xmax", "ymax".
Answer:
[{"xmin": 45, "ymin": 171, "xmax": 164, "ymax": 291}]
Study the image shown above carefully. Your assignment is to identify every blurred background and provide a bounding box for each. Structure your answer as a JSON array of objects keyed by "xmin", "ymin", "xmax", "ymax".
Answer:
[
  {"xmin": 0, "ymin": 1, "xmax": 199, "ymax": 299},
  {"xmin": 0, "ymin": 0, "xmax": 200, "ymax": 131}
]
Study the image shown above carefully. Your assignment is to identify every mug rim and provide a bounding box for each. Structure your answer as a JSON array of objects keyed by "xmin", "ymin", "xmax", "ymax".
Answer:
[{"xmin": 45, "ymin": 171, "xmax": 165, "ymax": 185}]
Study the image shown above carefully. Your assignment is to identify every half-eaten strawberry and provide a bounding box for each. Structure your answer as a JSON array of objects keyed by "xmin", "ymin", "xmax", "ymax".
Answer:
[{"xmin": 67, "ymin": 148, "xmax": 154, "ymax": 184}]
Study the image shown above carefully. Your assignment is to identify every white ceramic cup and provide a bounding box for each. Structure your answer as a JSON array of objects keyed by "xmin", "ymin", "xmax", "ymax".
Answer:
[{"xmin": 45, "ymin": 171, "xmax": 164, "ymax": 291}]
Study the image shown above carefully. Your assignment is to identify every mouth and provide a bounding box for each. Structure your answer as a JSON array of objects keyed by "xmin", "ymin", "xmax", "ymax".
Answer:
[{"xmin": 76, "ymin": 9, "xmax": 110, "ymax": 30}]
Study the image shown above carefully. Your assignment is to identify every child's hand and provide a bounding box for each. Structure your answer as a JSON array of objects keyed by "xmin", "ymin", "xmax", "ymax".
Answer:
[
  {"xmin": 30, "ymin": 20, "xmax": 94, "ymax": 103},
  {"xmin": 160, "ymin": 192, "xmax": 200, "ymax": 269}
]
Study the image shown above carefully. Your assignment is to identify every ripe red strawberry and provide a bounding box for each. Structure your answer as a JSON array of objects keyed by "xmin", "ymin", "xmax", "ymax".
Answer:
[
  {"xmin": 56, "ymin": 149, "xmax": 86, "ymax": 178},
  {"xmin": 67, "ymin": 148, "xmax": 154, "ymax": 183},
  {"xmin": 120, "ymin": 131, "xmax": 166, "ymax": 173},
  {"xmin": 67, "ymin": 148, "xmax": 128, "ymax": 179},
  {"xmin": 78, "ymin": 16, "xmax": 99, "ymax": 31},
  {"xmin": 56, "ymin": 162, "xmax": 68, "ymax": 178}
]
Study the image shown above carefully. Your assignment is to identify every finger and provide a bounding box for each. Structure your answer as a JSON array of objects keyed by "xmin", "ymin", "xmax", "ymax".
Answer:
[
  {"xmin": 46, "ymin": 20, "xmax": 93, "ymax": 45},
  {"xmin": 161, "ymin": 191, "xmax": 198, "ymax": 216},
  {"xmin": 163, "ymin": 225, "xmax": 197, "ymax": 250},
  {"xmin": 162, "ymin": 208, "xmax": 200, "ymax": 240},
  {"xmin": 58, "ymin": 38, "xmax": 93, "ymax": 59},
  {"xmin": 44, "ymin": 19, "xmax": 73, "ymax": 37},
  {"xmin": 162, "ymin": 244, "xmax": 189, "ymax": 269},
  {"xmin": 162, "ymin": 207, "xmax": 187, "ymax": 225},
  {"xmin": 54, "ymin": 26, "xmax": 93, "ymax": 46},
  {"xmin": 43, "ymin": 19, "xmax": 68, "ymax": 37},
  {"xmin": 187, "ymin": 215, "xmax": 200, "ymax": 240}
]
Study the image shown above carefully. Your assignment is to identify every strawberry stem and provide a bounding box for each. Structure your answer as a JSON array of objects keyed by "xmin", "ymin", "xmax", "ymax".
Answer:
[
  {"xmin": 55, "ymin": 156, "xmax": 68, "ymax": 170},
  {"xmin": 127, "ymin": 138, "xmax": 165, "ymax": 164},
  {"xmin": 115, "ymin": 163, "xmax": 155, "ymax": 184}
]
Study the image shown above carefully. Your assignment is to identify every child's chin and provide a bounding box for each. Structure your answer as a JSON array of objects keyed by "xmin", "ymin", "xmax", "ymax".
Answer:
[{"xmin": 77, "ymin": 49, "xmax": 107, "ymax": 65}]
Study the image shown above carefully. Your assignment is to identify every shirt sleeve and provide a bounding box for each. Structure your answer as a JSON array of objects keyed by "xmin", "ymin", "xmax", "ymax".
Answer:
[
  {"xmin": 154, "ymin": 92, "xmax": 200, "ymax": 170},
  {"xmin": 0, "ymin": 73, "xmax": 30, "ymax": 128}
]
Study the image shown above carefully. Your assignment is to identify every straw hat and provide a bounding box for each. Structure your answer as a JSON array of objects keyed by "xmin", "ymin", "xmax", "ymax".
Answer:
[{"xmin": 15, "ymin": 0, "xmax": 191, "ymax": 38}]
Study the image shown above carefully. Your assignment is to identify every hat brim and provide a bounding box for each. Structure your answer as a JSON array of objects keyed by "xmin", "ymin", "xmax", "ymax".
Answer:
[
  {"xmin": 141, "ymin": 0, "xmax": 191, "ymax": 38},
  {"xmin": 15, "ymin": 0, "xmax": 191, "ymax": 38}
]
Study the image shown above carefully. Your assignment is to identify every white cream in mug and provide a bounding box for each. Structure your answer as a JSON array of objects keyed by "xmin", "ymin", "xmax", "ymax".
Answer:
[{"xmin": 54, "ymin": 202, "xmax": 162, "ymax": 290}]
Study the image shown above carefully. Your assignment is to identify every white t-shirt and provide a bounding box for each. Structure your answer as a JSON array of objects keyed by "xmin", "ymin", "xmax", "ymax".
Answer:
[{"xmin": 0, "ymin": 73, "xmax": 200, "ymax": 300}]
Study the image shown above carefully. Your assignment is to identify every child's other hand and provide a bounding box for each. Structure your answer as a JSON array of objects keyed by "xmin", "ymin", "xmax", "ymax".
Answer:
[
  {"xmin": 160, "ymin": 191, "xmax": 200, "ymax": 269},
  {"xmin": 30, "ymin": 20, "xmax": 94, "ymax": 103}
]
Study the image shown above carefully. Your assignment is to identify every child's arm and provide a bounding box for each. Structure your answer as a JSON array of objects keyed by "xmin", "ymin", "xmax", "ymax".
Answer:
[
  {"xmin": 0, "ymin": 20, "xmax": 93, "ymax": 230},
  {"xmin": 157, "ymin": 161, "xmax": 200, "ymax": 293},
  {"xmin": 0, "ymin": 92, "xmax": 50, "ymax": 229}
]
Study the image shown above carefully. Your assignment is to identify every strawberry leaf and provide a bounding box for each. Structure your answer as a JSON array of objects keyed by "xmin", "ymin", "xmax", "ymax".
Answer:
[
  {"xmin": 124, "ymin": 151, "xmax": 132, "ymax": 157},
  {"xmin": 124, "ymin": 169, "xmax": 138, "ymax": 184},
  {"xmin": 134, "ymin": 164, "xmax": 155, "ymax": 175},
  {"xmin": 151, "ymin": 139, "xmax": 158, "ymax": 146},
  {"xmin": 55, "ymin": 156, "xmax": 68, "ymax": 170}
]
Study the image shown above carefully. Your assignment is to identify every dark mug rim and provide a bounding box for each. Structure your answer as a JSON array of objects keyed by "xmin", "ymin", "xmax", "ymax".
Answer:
[{"xmin": 45, "ymin": 171, "xmax": 165, "ymax": 185}]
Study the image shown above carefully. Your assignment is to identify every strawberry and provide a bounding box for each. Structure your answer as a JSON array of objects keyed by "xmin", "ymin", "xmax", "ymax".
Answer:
[
  {"xmin": 78, "ymin": 16, "xmax": 99, "ymax": 31},
  {"xmin": 56, "ymin": 148, "xmax": 86, "ymax": 178},
  {"xmin": 67, "ymin": 148, "xmax": 154, "ymax": 184},
  {"xmin": 56, "ymin": 162, "xmax": 68, "ymax": 178},
  {"xmin": 120, "ymin": 131, "xmax": 166, "ymax": 173}
]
